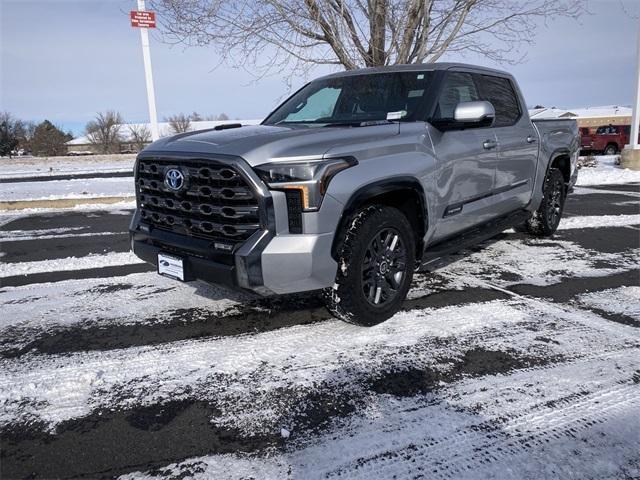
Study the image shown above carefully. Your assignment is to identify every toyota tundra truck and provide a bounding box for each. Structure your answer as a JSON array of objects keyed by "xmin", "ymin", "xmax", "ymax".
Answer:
[{"xmin": 130, "ymin": 63, "xmax": 579, "ymax": 325}]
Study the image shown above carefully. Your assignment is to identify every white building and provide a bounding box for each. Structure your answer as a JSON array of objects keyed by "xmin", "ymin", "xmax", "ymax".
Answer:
[
  {"xmin": 66, "ymin": 119, "xmax": 262, "ymax": 154},
  {"xmin": 529, "ymin": 106, "xmax": 632, "ymax": 129}
]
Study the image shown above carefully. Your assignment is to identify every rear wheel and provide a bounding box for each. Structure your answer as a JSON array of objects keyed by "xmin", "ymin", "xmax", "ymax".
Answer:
[
  {"xmin": 603, "ymin": 144, "xmax": 618, "ymax": 156},
  {"xmin": 323, "ymin": 205, "xmax": 415, "ymax": 326},
  {"xmin": 518, "ymin": 168, "xmax": 566, "ymax": 237}
]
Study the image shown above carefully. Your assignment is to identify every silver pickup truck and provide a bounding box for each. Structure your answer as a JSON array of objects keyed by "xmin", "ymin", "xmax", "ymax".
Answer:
[{"xmin": 130, "ymin": 63, "xmax": 579, "ymax": 325}]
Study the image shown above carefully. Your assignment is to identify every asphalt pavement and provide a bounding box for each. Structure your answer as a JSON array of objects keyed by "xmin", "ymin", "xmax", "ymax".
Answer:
[{"xmin": 0, "ymin": 183, "xmax": 638, "ymax": 479}]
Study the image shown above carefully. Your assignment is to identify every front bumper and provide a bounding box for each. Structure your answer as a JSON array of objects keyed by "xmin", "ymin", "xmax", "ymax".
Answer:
[{"xmin": 130, "ymin": 219, "xmax": 337, "ymax": 295}]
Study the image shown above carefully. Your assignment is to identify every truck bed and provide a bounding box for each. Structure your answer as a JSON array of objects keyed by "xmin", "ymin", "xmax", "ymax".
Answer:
[{"xmin": 532, "ymin": 117, "xmax": 579, "ymax": 161}]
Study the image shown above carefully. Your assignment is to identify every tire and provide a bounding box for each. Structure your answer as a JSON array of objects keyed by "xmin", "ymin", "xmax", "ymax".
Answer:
[
  {"xmin": 520, "ymin": 168, "xmax": 566, "ymax": 237},
  {"xmin": 603, "ymin": 144, "xmax": 618, "ymax": 156},
  {"xmin": 323, "ymin": 205, "xmax": 416, "ymax": 326}
]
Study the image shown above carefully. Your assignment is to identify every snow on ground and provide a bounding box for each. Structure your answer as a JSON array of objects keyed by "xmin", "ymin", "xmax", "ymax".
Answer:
[
  {"xmin": 0, "ymin": 154, "xmax": 135, "ymax": 179},
  {"xmin": 0, "ymin": 202, "xmax": 134, "ymax": 227},
  {"xmin": 576, "ymin": 155, "xmax": 640, "ymax": 186},
  {"xmin": 0, "ymin": 296, "xmax": 635, "ymax": 432},
  {"xmin": 558, "ymin": 214, "xmax": 640, "ymax": 229},
  {"xmin": 577, "ymin": 286, "xmax": 640, "ymax": 320},
  {"xmin": 0, "ymin": 272, "xmax": 247, "ymax": 340},
  {"xmin": 1, "ymin": 178, "xmax": 638, "ymax": 478},
  {"xmin": 0, "ymin": 177, "xmax": 134, "ymax": 202},
  {"xmin": 0, "ymin": 251, "xmax": 144, "ymax": 277},
  {"xmin": 437, "ymin": 236, "xmax": 638, "ymax": 288}
]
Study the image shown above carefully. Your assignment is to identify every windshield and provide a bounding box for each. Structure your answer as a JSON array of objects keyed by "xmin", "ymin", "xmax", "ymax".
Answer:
[{"xmin": 263, "ymin": 71, "xmax": 434, "ymax": 126}]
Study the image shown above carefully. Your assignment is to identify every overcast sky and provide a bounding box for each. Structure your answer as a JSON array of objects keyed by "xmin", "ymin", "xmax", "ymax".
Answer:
[{"xmin": 1, "ymin": 0, "xmax": 638, "ymax": 135}]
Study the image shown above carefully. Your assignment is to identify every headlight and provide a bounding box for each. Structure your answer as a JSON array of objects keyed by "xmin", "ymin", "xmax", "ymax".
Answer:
[{"xmin": 253, "ymin": 157, "xmax": 356, "ymax": 211}]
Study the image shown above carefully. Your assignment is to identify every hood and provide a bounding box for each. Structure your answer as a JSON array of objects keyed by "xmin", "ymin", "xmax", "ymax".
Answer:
[{"xmin": 144, "ymin": 124, "xmax": 399, "ymax": 166}]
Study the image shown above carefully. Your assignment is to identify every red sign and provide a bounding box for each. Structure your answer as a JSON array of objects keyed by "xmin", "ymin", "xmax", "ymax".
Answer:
[{"xmin": 130, "ymin": 10, "xmax": 156, "ymax": 28}]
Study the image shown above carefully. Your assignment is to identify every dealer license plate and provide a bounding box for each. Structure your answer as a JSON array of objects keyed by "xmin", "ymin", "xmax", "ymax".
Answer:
[{"xmin": 158, "ymin": 253, "xmax": 184, "ymax": 281}]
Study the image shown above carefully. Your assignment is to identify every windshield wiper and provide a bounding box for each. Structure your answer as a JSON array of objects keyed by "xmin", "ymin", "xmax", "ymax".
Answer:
[{"xmin": 273, "ymin": 120, "xmax": 318, "ymax": 126}]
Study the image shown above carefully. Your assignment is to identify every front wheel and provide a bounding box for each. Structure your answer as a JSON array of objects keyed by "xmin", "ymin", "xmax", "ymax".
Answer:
[
  {"xmin": 323, "ymin": 205, "xmax": 416, "ymax": 326},
  {"xmin": 603, "ymin": 144, "xmax": 618, "ymax": 156},
  {"xmin": 518, "ymin": 168, "xmax": 566, "ymax": 237}
]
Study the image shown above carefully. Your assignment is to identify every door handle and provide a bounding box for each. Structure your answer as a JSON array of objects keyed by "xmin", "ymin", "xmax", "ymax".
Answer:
[
  {"xmin": 483, "ymin": 139, "xmax": 498, "ymax": 150},
  {"xmin": 526, "ymin": 135, "xmax": 537, "ymax": 144}
]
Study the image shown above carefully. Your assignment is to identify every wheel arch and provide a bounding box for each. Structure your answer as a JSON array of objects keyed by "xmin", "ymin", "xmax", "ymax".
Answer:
[
  {"xmin": 331, "ymin": 176, "xmax": 428, "ymax": 262},
  {"xmin": 603, "ymin": 142, "xmax": 619, "ymax": 154},
  {"xmin": 548, "ymin": 150, "xmax": 572, "ymax": 185}
]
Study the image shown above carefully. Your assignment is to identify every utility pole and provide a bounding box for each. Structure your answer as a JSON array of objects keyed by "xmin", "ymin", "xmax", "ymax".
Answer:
[
  {"xmin": 629, "ymin": 21, "xmax": 640, "ymax": 150},
  {"xmin": 131, "ymin": 0, "xmax": 160, "ymax": 141}
]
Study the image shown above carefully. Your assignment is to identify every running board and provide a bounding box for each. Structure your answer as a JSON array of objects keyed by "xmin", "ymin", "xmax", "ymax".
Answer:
[{"xmin": 419, "ymin": 209, "xmax": 531, "ymax": 272}]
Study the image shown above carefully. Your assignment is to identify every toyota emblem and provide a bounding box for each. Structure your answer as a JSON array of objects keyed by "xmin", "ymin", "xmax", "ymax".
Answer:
[{"xmin": 164, "ymin": 168, "xmax": 185, "ymax": 191}]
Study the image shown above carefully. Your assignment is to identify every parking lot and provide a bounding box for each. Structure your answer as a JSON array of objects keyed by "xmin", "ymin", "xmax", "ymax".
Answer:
[{"xmin": 1, "ymin": 181, "xmax": 639, "ymax": 479}]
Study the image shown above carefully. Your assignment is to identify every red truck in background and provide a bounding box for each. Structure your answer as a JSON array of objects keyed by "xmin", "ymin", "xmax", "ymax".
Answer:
[{"xmin": 580, "ymin": 124, "xmax": 632, "ymax": 155}]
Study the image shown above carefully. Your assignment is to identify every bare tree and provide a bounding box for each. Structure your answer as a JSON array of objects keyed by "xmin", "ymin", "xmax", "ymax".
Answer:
[
  {"xmin": 86, "ymin": 111, "xmax": 124, "ymax": 154},
  {"xmin": 216, "ymin": 113, "xmax": 230, "ymax": 121},
  {"xmin": 166, "ymin": 113, "xmax": 191, "ymax": 133},
  {"xmin": 149, "ymin": 0, "xmax": 583, "ymax": 79},
  {"xmin": 128, "ymin": 124, "xmax": 152, "ymax": 151}
]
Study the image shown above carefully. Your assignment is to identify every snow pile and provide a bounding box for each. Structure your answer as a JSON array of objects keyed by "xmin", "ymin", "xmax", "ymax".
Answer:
[{"xmin": 576, "ymin": 155, "xmax": 640, "ymax": 186}]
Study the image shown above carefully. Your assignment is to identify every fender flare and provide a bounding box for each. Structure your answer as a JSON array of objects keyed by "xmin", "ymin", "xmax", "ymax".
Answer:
[
  {"xmin": 331, "ymin": 176, "xmax": 428, "ymax": 259},
  {"xmin": 546, "ymin": 147, "xmax": 572, "ymax": 183}
]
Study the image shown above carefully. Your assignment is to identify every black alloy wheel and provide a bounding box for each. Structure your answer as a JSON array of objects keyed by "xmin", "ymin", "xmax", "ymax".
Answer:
[
  {"xmin": 544, "ymin": 172, "xmax": 564, "ymax": 231},
  {"xmin": 323, "ymin": 205, "xmax": 416, "ymax": 326},
  {"xmin": 361, "ymin": 228, "xmax": 407, "ymax": 306},
  {"xmin": 517, "ymin": 167, "xmax": 566, "ymax": 237}
]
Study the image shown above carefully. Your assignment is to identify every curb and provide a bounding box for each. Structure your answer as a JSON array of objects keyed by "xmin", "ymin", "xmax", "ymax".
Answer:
[{"xmin": 0, "ymin": 196, "xmax": 135, "ymax": 211}]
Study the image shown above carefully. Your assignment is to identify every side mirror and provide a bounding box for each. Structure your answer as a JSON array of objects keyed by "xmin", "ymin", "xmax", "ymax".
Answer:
[{"xmin": 453, "ymin": 101, "xmax": 495, "ymax": 128}]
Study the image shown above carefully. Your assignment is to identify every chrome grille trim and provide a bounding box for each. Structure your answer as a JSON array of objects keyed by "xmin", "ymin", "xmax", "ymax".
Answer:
[{"xmin": 135, "ymin": 156, "xmax": 261, "ymax": 245}]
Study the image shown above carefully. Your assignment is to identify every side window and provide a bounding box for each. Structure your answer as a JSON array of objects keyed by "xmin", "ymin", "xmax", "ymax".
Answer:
[
  {"xmin": 476, "ymin": 75, "xmax": 521, "ymax": 127},
  {"xmin": 433, "ymin": 72, "xmax": 479, "ymax": 120}
]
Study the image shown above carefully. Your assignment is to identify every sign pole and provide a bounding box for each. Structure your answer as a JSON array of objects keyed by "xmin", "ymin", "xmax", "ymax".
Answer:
[
  {"xmin": 136, "ymin": 0, "xmax": 159, "ymax": 141},
  {"xmin": 621, "ymin": 19, "xmax": 640, "ymax": 171},
  {"xmin": 629, "ymin": 20, "xmax": 640, "ymax": 150}
]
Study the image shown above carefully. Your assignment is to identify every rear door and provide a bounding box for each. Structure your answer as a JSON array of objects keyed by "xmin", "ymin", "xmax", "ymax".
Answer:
[
  {"xmin": 429, "ymin": 71, "xmax": 499, "ymax": 241},
  {"xmin": 475, "ymin": 74, "xmax": 537, "ymax": 214}
]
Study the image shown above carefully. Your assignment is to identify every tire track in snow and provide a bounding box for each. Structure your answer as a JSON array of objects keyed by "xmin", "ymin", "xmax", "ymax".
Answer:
[
  {"xmin": 298, "ymin": 354, "xmax": 639, "ymax": 480},
  {"xmin": 1, "ymin": 297, "xmax": 636, "ymax": 432},
  {"xmin": 119, "ymin": 350, "xmax": 639, "ymax": 480}
]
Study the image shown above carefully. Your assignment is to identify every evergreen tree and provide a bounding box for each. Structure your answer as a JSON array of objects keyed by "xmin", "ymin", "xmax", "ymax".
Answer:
[
  {"xmin": 31, "ymin": 120, "xmax": 72, "ymax": 157},
  {"xmin": 0, "ymin": 112, "xmax": 21, "ymax": 158}
]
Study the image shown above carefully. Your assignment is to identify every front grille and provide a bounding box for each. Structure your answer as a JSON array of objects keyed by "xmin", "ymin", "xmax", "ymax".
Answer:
[{"xmin": 136, "ymin": 157, "xmax": 261, "ymax": 246}]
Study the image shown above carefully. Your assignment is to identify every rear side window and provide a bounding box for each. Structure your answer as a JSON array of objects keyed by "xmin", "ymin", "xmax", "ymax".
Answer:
[
  {"xmin": 475, "ymin": 75, "xmax": 521, "ymax": 127},
  {"xmin": 433, "ymin": 72, "xmax": 479, "ymax": 120}
]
